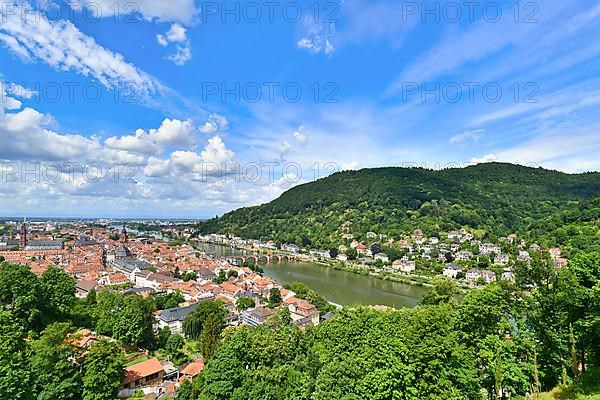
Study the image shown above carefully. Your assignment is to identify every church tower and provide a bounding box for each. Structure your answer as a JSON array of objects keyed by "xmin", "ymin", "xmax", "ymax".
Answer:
[{"xmin": 19, "ymin": 219, "xmax": 28, "ymax": 249}]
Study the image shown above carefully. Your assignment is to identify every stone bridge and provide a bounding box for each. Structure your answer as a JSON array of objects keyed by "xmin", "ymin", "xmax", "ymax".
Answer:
[{"xmin": 227, "ymin": 253, "xmax": 297, "ymax": 265}]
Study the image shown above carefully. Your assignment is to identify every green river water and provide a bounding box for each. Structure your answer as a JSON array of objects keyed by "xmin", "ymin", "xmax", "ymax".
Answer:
[{"xmin": 196, "ymin": 242, "xmax": 429, "ymax": 308}]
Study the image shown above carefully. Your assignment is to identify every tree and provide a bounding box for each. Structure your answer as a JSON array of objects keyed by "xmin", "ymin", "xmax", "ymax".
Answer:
[
  {"xmin": 86, "ymin": 288, "xmax": 97, "ymax": 305},
  {"xmin": 419, "ymin": 277, "xmax": 459, "ymax": 306},
  {"xmin": 226, "ymin": 270, "xmax": 238, "ymax": 279},
  {"xmin": 39, "ymin": 267, "xmax": 76, "ymax": 319},
  {"xmin": 183, "ymin": 301, "xmax": 227, "ymax": 340},
  {"xmin": 0, "ymin": 263, "xmax": 42, "ymax": 330},
  {"xmin": 213, "ymin": 270, "xmax": 227, "ymax": 284},
  {"xmin": 175, "ymin": 378, "xmax": 194, "ymax": 400},
  {"xmin": 346, "ymin": 247, "xmax": 358, "ymax": 261},
  {"xmin": 153, "ymin": 291, "xmax": 184, "ymax": 310},
  {"xmin": 0, "ymin": 310, "xmax": 32, "ymax": 400},
  {"xmin": 157, "ymin": 326, "xmax": 172, "ymax": 349},
  {"xmin": 31, "ymin": 323, "xmax": 82, "ymax": 400},
  {"xmin": 236, "ymin": 297, "xmax": 255, "ymax": 312},
  {"xmin": 166, "ymin": 334, "xmax": 187, "ymax": 365},
  {"xmin": 181, "ymin": 272, "xmax": 198, "ymax": 282},
  {"xmin": 114, "ymin": 295, "xmax": 154, "ymax": 347},
  {"xmin": 95, "ymin": 291, "xmax": 153, "ymax": 347},
  {"xmin": 201, "ymin": 313, "xmax": 223, "ymax": 360},
  {"xmin": 82, "ymin": 340, "xmax": 124, "ymax": 400},
  {"xmin": 370, "ymin": 243, "xmax": 381, "ymax": 255},
  {"xmin": 268, "ymin": 288, "xmax": 282, "ymax": 308}
]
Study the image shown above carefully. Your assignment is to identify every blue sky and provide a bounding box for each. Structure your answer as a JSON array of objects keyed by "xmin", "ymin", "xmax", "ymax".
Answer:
[{"xmin": 1, "ymin": 0, "xmax": 599, "ymax": 218}]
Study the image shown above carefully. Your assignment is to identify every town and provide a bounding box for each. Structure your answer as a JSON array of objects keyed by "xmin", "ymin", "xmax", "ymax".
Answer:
[
  {"xmin": 0, "ymin": 216, "xmax": 572, "ymax": 398},
  {"xmin": 0, "ymin": 219, "xmax": 332, "ymax": 398}
]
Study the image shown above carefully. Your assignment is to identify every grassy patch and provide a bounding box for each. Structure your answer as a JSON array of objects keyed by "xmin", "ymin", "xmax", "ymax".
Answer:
[{"xmin": 125, "ymin": 355, "xmax": 150, "ymax": 367}]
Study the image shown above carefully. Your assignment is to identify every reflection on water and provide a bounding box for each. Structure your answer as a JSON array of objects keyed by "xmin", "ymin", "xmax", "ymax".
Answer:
[
  {"xmin": 196, "ymin": 242, "xmax": 249, "ymax": 258},
  {"xmin": 196, "ymin": 242, "xmax": 428, "ymax": 308}
]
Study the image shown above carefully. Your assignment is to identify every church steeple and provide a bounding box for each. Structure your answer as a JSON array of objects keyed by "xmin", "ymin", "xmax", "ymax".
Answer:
[{"xmin": 19, "ymin": 218, "xmax": 28, "ymax": 249}]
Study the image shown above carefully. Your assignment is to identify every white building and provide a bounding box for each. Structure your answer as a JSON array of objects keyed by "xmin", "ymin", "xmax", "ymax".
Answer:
[
  {"xmin": 442, "ymin": 264, "xmax": 461, "ymax": 279},
  {"xmin": 374, "ymin": 253, "xmax": 389, "ymax": 263}
]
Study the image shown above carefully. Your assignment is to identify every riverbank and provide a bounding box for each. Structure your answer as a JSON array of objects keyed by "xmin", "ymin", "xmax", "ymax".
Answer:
[
  {"xmin": 197, "ymin": 239, "xmax": 440, "ymax": 287},
  {"xmin": 197, "ymin": 239, "xmax": 478, "ymax": 298}
]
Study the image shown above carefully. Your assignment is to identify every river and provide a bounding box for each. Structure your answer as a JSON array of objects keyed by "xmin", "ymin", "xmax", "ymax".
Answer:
[{"xmin": 196, "ymin": 242, "xmax": 429, "ymax": 308}]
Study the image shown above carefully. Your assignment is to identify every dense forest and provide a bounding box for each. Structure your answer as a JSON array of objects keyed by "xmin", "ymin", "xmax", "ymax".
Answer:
[{"xmin": 196, "ymin": 163, "xmax": 600, "ymax": 252}]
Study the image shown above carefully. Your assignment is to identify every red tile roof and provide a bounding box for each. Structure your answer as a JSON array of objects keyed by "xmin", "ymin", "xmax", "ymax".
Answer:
[{"xmin": 122, "ymin": 358, "xmax": 164, "ymax": 386}]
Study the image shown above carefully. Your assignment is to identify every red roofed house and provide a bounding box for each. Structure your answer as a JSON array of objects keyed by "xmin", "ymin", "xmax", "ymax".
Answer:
[
  {"xmin": 179, "ymin": 359, "xmax": 205, "ymax": 382},
  {"xmin": 121, "ymin": 358, "xmax": 165, "ymax": 390},
  {"xmin": 286, "ymin": 297, "xmax": 320, "ymax": 327}
]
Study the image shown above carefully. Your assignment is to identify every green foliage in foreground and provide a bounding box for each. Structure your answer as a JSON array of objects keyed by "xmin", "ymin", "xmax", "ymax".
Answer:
[
  {"xmin": 178, "ymin": 256, "xmax": 600, "ymax": 400},
  {"xmin": 196, "ymin": 163, "xmax": 600, "ymax": 253}
]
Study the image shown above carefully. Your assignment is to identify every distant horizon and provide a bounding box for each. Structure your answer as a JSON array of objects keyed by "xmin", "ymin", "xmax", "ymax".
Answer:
[{"xmin": 2, "ymin": 161, "xmax": 599, "ymax": 220}]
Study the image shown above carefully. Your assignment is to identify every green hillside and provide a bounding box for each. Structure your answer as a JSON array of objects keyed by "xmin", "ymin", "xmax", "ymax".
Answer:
[{"xmin": 196, "ymin": 163, "xmax": 600, "ymax": 251}]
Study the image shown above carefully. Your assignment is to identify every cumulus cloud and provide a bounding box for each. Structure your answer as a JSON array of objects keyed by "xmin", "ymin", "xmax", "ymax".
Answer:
[
  {"xmin": 167, "ymin": 43, "xmax": 192, "ymax": 65},
  {"xmin": 293, "ymin": 126, "xmax": 308, "ymax": 144},
  {"xmin": 158, "ymin": 24, "xmax": 188, "ymax": 45},
  {"xmin": 200, "ymin": 136, "xmax": 235, "ymax": 164},
  {"xmin": 143, "ymin": 136, "xmax": 235, "ymax": 178},
  {"xmin": 105, "ymin": 118, "xmax": 196, "ymax": 155},
  {"xmin": 157, "ymin": 23, "xmax": 192, "ymax": 65},
  {"xmin": 105, "ymin": 130, "xmax": 160, "ymax": 155},
  {"xmin": 0, "ymin": 107, "xmax": 95, "ymax": 161},
  {"xmin": 199, "ymin": 114, "xmax": 229, "ymax": 134},
  {"xmin": 0, "ymin": 100, "xmax": 288, "ymax": 217},
  {"xmin": 1, "ymin": 84, "xmax": 22, "ymax": 111}
]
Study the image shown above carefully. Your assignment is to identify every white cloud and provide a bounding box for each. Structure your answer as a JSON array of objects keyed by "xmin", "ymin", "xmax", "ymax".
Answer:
[
  {"xmin": 450, "ymin": 129, "xmax": 484, "ymax": 144},
  {"xmin": 166, "ymin": 24, "xmax": 187, "ymax": 43},
  {"xmin": 105, "ymin": 130, "xmax": 160, "ymax": 155},
  {"xmin": 470, "ymin": 128, "xmax": 600, "ymax": 172},
  {"xmin": 157, "ymin": 24, "xmax": 192, "ymax": 65},
  {"xmin": 143, "ymin": 136, "xmax": 235, "ymax": 178},
  {"xmin": 1, "ymin": 81, "xmax": 22, "ymax": 111},
  {"xmin": 200, "ymin": 136, "xmax": 235, "ymax": 164},
  {"xmin": 157, "ymin": 35, "xmax": 169, "ymax": 47},
  {"xmin": 279, "ymin": 141, "xmax": 293, "ymax": 159},
  {"xmin": 5, "ymin": 83, "xmax": 37, "ymax": 99},
  {"xmin": 71, "ymin": 0, "xmax": 199, "ymax": 24},
  {"xmin": 297, "ymin": 18, "xmax": 335, "ymax": 55},
  {"xmin": 0, "ymin": 4, "xmax": 161, "ymax": 98},
  {"xmin": 293, "ymin": 126, "xmax": 308, "ymax": 144},
  {"xmin": 199, "ymin": 114, "xmax": 229, "ymax": 134},
  {"xmin": 386, "ymin": 2, "xmax": 571, "ymax": 95},
  {"xmin": 105, "ymin": 118, "xmax": 196, "ymax": 155},
  {"xmin": 143, "ymin": 157, "xmax": 172, "ymax": 177},
  {"xmin": 167, "ymin": 43, "xmax": 192, "ymax": 65},
  {"xmin": 0, "ymin": 107, "xmax": 95, "ymax": 161},
  {"xmin": 1, "ymin": 96, "xmax": 21, "ymax": 111}
]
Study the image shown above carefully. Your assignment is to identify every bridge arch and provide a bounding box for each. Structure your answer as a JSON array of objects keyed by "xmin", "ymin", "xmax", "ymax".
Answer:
[{"xmin": 257, "ymin": 255, "xmax": 269, "ymax": 264}]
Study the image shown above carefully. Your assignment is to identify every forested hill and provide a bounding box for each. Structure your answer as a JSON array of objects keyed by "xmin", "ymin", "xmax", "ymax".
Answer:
[{"xmin": 196, "ymin": 163, "xmax": 600, "ymax": 249}]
